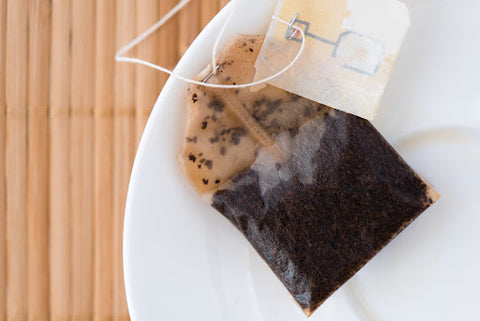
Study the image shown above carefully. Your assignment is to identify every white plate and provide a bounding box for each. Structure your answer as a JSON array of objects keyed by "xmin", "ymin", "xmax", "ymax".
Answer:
[{"xmin": 124, "ymin": 1, "xmax": 480, "ymax": 320}]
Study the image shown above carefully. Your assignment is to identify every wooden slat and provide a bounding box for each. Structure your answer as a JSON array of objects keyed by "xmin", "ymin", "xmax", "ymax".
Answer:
[
  {"xmin": 2, "ymin": 2, "xmax": 223, "ymax": 321},
  {"xmin": 93, "ymin": 1, "xmax": 114, "ymax": 321},
  {"xmin": 178, "ymin": 0, "xmax": 200, "ymax": 57},
  {"xmin": 71, "ymin": 0, "xmax": 95, "ymax": 321},
  {"xmin": 200, "ymin": 0, "xmax": 218, "ymax": 29},
  {"xmin": 158, "ymin": 0, "xmax": 179, "ymax": 87},
  {"xmin": 113, "ymin": 1, "xmax": 135, "ymax": 321},
  {"xmin": 27, "ymin": 1, "xmax": 51, "ymax": 320},
  {"xmin": 5, "ymin": 0, "xmax": 29, "ymax": 321},
  {"xmin": 49, "ymin": 0, "xmax": 71, "ymax": 320},
  {"xmin": 0, "ymin": 0, "xmax": 6, "ymax": 320},
  {"xmin": 218, "ymin": 0, "xmax": 230, "ymax": 9},
  {"xmin": 135, "ymin": 0, "xmax": 160, "ymax": 143}
]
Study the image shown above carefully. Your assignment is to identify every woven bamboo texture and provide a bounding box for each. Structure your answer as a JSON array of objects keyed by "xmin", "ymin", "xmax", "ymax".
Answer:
[{"xmin": 0, "ymin": 1, "xmax": 224, "ymax": 321}]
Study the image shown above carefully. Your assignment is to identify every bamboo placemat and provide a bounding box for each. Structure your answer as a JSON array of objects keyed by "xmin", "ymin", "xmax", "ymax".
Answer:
[{"xmin": 0, "ymin": 1, "xmax": 225, "ymax": 321}]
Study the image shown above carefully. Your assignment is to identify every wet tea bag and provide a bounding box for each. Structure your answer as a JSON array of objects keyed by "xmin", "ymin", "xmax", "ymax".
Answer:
[{"xmin": 178, "ymin": 35, "xmax": 438, "ymax": 316}]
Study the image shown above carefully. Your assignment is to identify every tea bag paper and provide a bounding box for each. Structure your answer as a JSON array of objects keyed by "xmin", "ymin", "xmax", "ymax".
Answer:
[
  {"xmin": 254, "ymin": 0, "xmax": 410, "ymax": 120},
  {"xmin": 179, "ymin": 35, "xmax": 438, "ymax": 316}
]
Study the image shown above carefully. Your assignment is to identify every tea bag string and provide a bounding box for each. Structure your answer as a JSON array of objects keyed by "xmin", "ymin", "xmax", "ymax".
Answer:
[{"xmin": 115, "ymin": 0, "xmax": 305, "ymax": 88}]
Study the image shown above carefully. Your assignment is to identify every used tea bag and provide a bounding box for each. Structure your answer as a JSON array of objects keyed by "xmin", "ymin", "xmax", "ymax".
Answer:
[{"xmin": 179, "ymin": 35, "xmax": 438, "ymax": 316}]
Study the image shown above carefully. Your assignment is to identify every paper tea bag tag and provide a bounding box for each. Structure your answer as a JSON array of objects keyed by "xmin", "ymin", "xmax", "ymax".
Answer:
[{"xmin": 254, "ymin": 0, "xmax": 410, "ymax": 120}]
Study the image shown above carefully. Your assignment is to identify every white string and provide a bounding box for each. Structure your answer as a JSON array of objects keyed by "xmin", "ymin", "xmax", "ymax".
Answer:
[
  {"xmin": 115, "ymin": 0, "xmax": 192, "ymax": 59},
  {"xmin": 115, "ymin": 1, "xmax": 305, "ymax": 89}
]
